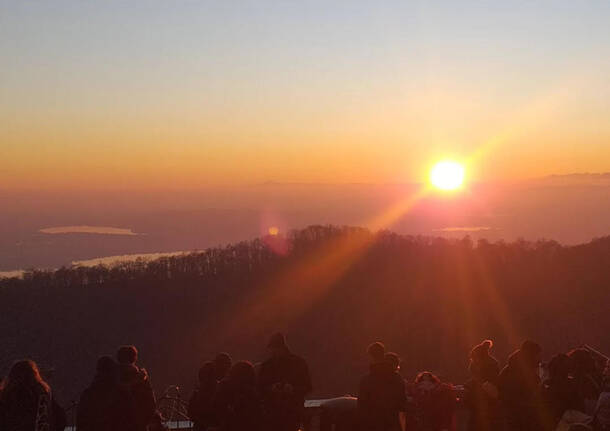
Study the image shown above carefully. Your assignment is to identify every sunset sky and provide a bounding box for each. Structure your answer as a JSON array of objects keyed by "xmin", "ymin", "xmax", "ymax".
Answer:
[{"xmin": 2, "ymin": 1, "xmax": 610, "ymax": 189}]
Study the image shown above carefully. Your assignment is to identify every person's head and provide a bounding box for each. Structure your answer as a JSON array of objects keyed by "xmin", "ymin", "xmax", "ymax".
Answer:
[
  {"xmin": 95, "ymin": 356, "xmax": 118, "ymax": 380},
  {"xmin": 367, "ymin": 342, "xmax": 386, "ymax": 364},
  {"xmin": 548, "ymin": 353, "xmax": 571, "ymax": 381},
  {"xmin": 117, "ymin": 345, "xmax": 138, "ymax": 365},
  {"xmin": 267, "ymin": 333, "xmax": 289, "ymax": 358},
  {"xmin": 385, "ymin": 352, "xmax": 401, "ymax": 372},
  {"xmin": 470, "ymin": 339, "xmax": 493, "ymax": 361},
  {"xmin": 415, "ymin": 371, "xmax": 440, "ymax": 384},
  {"xmin": 198, "ymin": 361, "xmax": 217, "ymax": 386},
  {"xmin": 0, "ymin": 360, "xmax": 49, "ymax": 396},
  {"xmin": 214, "ymin": 353, "xmax": 232, "ymax": 380},
  {"xmin": 228, "ymin": 361, "xmax": 256, "ymax": 387},
  {"xmin": 520, "ymin": 340, "xmax": 542, "ymax": 368}
]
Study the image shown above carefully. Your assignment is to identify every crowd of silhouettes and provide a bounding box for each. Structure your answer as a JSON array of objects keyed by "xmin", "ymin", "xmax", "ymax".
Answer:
[
  {"xmin": 461, "ymin": 340, "xmax": 610, "ymax": 431},
  {"xmin": 76, "ymin": 346, "xmax": 157, "ymax": 431},
  {"xmin": 353, "ymin": 339, "xmax": 610, "ymax": 431},
  {"xmin": 188, "ymin": 333, "xmax": 311, "ymax": 431},
  {"xmin": 1, "ymin": 334, "xmax": 610, "ymax": 431},
  {"xmin": 357, "ymin": 341, "xmax": 456, "ymax": 431}
]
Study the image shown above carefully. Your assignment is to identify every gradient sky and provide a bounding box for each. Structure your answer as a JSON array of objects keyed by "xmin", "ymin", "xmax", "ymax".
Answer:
[{"xmin": 2, "ymin": 0, "xmax": 610, "ymax": 189}]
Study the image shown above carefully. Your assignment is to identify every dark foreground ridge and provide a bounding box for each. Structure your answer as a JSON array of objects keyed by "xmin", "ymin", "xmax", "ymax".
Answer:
[{"xmin": 0, "ymin": 225, "xmax": 609, "ymax": 428}]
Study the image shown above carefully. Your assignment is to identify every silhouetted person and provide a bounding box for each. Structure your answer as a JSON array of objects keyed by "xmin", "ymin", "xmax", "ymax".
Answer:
[
  {"xmin": 258, "ymin": 333, "xmax": 312, "ymax": 431},
  {"xmin": 188, "ymin": 361, "xmax": 218, "ymax": 431},
  {"xmin": 357, "ymin": 342, "xmax": 406, "ymax": 431},
  {"xmin": 77, "ymin": 356, "xmax": 132, "ymax": 431},
  {"xmin": 214, "ymin": 353, "xmax": 233, "ymax": 381},
  {"xmin": 569, "ymin": 348, "xmax": 602, "ymax": 415},
  {"xmin": 116, "ymin": 345, "xmax": 156, "ymax": 431},
  {"xmin": 498, "ymin": 340, "xmax": 544, "ymax": 431},
  {"xmin": 409, "ymin": 371, "xmax": 456, "ymax": 431},
  {"xmin": 214, "ymin": 361, "xmax": 263, "ymax": 431},
  {"xmin": 541, "ymin": 353, "xmax": 585, "ymax": 430},
  {"xmin": 0, "ymin": 359, "xmax": 66, "ymax": 431},
  {"xmin": 465, "ymin": 339, "xmax": 501, "ymax": 431}
]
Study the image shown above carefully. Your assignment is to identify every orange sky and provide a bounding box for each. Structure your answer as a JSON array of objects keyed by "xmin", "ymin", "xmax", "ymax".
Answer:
[{"xmin": 2, "ymin": 2, "xmax": 610, "ymax": 190}]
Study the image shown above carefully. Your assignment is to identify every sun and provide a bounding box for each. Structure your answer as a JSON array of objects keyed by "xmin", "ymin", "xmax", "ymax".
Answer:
[{"xmin": 430, "ymin": 160, "xmax": 465, "ymax": 190}]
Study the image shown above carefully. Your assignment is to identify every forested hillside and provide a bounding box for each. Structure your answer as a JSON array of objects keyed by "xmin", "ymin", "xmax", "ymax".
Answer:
[{"xmin": 1, "ymin": 225, "xmax": 609, "ymax": 406}]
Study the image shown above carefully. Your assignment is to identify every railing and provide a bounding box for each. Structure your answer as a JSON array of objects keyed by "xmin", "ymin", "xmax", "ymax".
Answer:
[{"xmin": 156, "ymin": 385, "xmax": 193, "ymax": 429}]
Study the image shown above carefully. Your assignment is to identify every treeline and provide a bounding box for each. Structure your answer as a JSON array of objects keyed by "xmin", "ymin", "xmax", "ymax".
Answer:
[
  {"xmin": 1, "ymin": 225, "xmax": 609, "ymax": 407},
  {"xmin": 1, "ymin": 226, "xmax": 371, "ymax": 288},
  {"xmin": 3, "ymin": 225, "xmax": 608, "ymax": 290}
]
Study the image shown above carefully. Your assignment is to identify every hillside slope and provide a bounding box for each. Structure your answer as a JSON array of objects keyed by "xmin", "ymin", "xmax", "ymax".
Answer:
[{"xmin": 1, "ymin": 225, "xmax": 609, "ymax": 405}]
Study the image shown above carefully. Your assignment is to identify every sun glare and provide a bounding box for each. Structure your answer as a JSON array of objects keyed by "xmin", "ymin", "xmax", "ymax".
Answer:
[{"xmin": 430, "ymin": 160, "xmax": 465, "ymax": 191}]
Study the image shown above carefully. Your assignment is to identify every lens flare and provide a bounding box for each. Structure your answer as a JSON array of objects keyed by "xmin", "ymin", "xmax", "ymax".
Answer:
[{"xmin": 430, "ymin": 160, "xmax": 465, "ymax": 190}]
